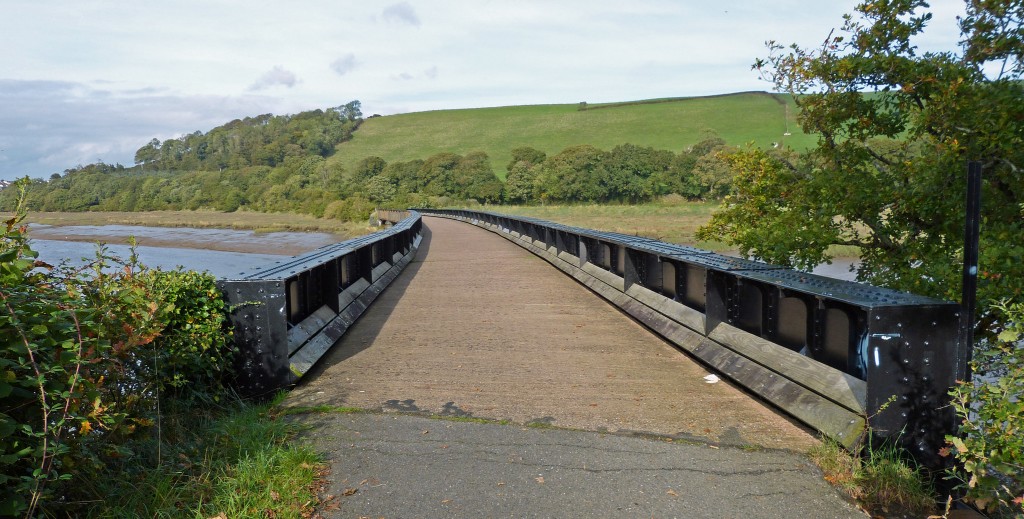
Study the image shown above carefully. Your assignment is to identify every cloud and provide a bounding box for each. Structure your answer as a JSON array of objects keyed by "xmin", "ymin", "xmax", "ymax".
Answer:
[
  {"xmin": 248, "ymin": 65, "xmax": 298, "ymax": 91},
  {"xmin": 330, "ymin": 54, "xmax": 358, "ymax": 76},
  {"xmin": 0, "ymin": 79, "xmax": 291, "ymax": 180},
  {"xmin": 382, "ymin": 2, "xmax": 420, "ymax": 26},
  {"xmin": 391, "ymin": 67, "xmax": 438, "ymax": 82}
]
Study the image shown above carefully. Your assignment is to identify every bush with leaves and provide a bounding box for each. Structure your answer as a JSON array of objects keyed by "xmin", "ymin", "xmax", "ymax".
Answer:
[
  {"xmin": 0, "ymin": 181, "xmax": 235, "ymax": 516},
  {"xmin": 0, "ymin": 204, "xmax": 103, "ymax": 516},
  {"xmin": 945, "ymin": 300, "xmax": 1024, "ymax": 517}
]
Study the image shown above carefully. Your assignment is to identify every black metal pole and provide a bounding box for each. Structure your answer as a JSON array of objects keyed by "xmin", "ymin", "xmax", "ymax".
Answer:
[{"xmin": 959, "ymin": 161, "xmax": 982, "ymax": 383}]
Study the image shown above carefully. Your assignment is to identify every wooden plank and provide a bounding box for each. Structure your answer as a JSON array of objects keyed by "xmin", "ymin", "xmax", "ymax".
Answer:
[
  {"xmin": 693, "ymin": 337, "xmax": 865, "ymax": 449},
  {"xmin": 708, "ymin": 323, "xmax": 867, "ymax": 414},
  {"xmin": 556, "ymin": 250, "xmax": 581, "ymax": 268},
  {"xmin": 370, "ymin": 261, "xmax": 392, "ymax": 282},
  {"xmin": 580, "ymin": 262, "xmax": 626, "ymax": 292},
  {"xmin": 289, "ymin": 316, "xmax": 351, "ymax": 375},
  {"xmin": 338, "ymin": 278, "xmax": 371, "ymax": 312},
  {"xmin": 287, "ymin": 305, "xmax": 337, "ymax": 355},
  {"xmin": 625, "ymin": 282, "xmax": 705, "ymax": 333}
]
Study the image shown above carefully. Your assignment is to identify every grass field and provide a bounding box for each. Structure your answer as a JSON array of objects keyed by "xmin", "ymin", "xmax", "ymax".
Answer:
[
  {"xmin": 478, "ymin": 200, "xmax": 727, "ymax": 250},
  {"xmin": 333, "ymin": 92, "xmax": 816, "ymax": 179}
]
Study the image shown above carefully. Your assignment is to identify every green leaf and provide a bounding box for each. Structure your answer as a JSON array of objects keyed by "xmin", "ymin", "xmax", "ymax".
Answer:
[{"xmin": 997, "ymin": 329, "xmax": 1019, "ymax": 343}]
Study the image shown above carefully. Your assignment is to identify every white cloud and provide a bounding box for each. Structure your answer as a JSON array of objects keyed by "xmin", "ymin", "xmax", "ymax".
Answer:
[
  {"xmin": 382, "ymin": 2, "xmax": 420, "ymax": 26},
  {"xmin": 248, "ymin": 66, "xmax": 298, "ymax": 91},
  {"xmin": 331, "ymin": 54, "xmax": 359, "ymax": 76},
  {"xmin": 0, "ymin": 79, "xmax": 290, "ymax": 178}
]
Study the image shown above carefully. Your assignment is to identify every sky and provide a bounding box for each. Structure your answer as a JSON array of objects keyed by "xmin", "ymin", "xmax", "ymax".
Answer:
[{"xmin": 0, "ymin": 0, "xmax": 968, "ymax": 181}]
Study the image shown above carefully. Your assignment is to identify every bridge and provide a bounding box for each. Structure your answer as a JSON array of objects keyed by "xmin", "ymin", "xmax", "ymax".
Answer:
[{"xmin": 218, "ymin": 209, "xmax": 963, "ymax": 493}]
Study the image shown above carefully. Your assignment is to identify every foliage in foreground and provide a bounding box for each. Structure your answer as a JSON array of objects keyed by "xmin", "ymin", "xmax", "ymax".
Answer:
[
  {"xmin": 696, "ymin": 0, "xmax": 1024, "ymax": 514},
  {"xmin": 810, "ymin": 436, "xmax": 936, "ymax": 517},
  {"xmin": 0, "ymin": 181, "xmax": 244, "ymax": 516},
  {"xmin": 698, "ymin": 0, "xmax": 1024, "ymax": 314},
  {"xmin": 91, "ymin": 395, "xmax": 325, "ymax": 519},
  {"xmin": 945, "ymin": 300, "xmax": 1024, "ymax": 517}
]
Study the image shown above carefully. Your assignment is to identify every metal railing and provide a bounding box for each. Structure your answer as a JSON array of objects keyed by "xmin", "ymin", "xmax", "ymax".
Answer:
[
  {"xmin": 418, "ymin": 208, "xmax": 961, "ymax": 466},
  {"xmin": 217, "ymin": 210, "xmax": 421, "ymax": 396}
]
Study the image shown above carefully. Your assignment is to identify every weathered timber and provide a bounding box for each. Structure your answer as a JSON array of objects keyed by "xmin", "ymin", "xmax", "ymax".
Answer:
[{"xmin": 460, "ymin": 214, "xmax": 866, "ymax": 448}]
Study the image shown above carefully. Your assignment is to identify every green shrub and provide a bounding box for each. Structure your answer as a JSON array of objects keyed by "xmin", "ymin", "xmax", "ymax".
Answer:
[
  {"xmin": 0, "ymin": 208, "xmax": 102, "ymax": 516},
  {"xmin": 945, "ymin": 300, "xmax": 1024, "ymax": 517},
  {"xmin": 323, "ymin": 196, "xmax": 374, "ymax": 222},
  {"xmin": 0, "ymin": 181, "xmax": 236, "ymax": 516},
  {"xmin": 140, "ymin": 268, "xmax": 234, "ymax": 398}
]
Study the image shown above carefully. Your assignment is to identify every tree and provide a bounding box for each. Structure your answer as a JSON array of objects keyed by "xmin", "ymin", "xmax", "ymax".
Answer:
[
  {"xmin": 602, "ymin": 143, "xmax": 674, "ymax": 202},
  {"xmin": 536, "ymin": 145, "xmax": 609, "ymax": 202},
  {"xmin": 505, "ymin": 161, "xmax": 540, "ymax": 204},
  {"xmin": 340, "ymin": 100, "xmax": 363, "ymax": 122},
  {"xmin": 353, "ymin": 156, "xmax": 387, "ymax": 182},
  {"xmin": 365, "ymin": 174, "xmax": 397, "ymax": 204},
  {"xmin": 698, "ymin": 0, "xmax": 1024, "ymax": 316},
  {"xmin": 690, "ymin": 144, "xmax": 737, "ymax": 199},
  {"xmin": 134, "ymin": 138, "xmax": 161, "ymax": 169},
  {"xmin": 506, "ymin": 146, "xmax": 547, "ymax": 172},
  {"xmin": 456, "ymin": 152, "xmax": 503, "ymax": 203},
  {"xmin": 419, "ymin": 152, "xmax": 462, "ymax": 197}
]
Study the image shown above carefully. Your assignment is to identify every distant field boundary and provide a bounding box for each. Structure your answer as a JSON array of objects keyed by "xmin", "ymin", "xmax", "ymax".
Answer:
[{"xmin": 582, "ymin": 91, "xmax": 788, "ymax": 111}]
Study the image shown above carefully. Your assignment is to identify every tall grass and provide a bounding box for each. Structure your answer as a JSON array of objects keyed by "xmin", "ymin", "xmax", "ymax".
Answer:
[
  {"xmin": 85, "ymin": 394, "xmax": 325, "ymax": 518},
  {"xmin": 809, "ymin": 437, "xmax": 937, "ymax": 517}
]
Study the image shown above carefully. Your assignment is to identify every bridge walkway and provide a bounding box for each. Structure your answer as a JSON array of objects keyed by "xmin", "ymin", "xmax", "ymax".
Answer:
[{"xmin": 286, "ymin": 216, "xmax": 817, "ymax": 452}]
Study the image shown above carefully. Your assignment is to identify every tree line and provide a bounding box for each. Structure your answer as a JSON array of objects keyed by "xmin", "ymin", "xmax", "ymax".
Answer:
[{"xmin": 0, "ymin": 122, "xmax": 747, "ymax": 220}]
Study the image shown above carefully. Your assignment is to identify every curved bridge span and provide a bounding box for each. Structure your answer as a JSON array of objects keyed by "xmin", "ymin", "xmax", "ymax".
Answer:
[
  {"xmin": 224, "ymin": 209, "xmax": 961, "ymax": 465},
  {"xmin": 285, "ymin": 216, "xmax": 818, "ymax": 451}
]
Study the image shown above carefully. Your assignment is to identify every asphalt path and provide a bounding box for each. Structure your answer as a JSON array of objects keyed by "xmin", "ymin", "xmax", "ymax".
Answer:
[{"xmin": 295, "ymin": 412, "xmax": 864, "ymax": 518}]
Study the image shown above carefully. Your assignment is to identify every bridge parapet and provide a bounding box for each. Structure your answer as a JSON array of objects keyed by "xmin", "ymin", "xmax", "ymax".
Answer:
[
  {"xmin": 217, "ymin": 210, "xmax": 421, "ymax": 396},
  {"xmin": 417, "ymin": 208, "xmax": 961, "ymax": 466}
]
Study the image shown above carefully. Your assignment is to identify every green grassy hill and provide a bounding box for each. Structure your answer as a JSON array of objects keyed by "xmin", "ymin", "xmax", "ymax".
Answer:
[{"xmin": 330, "ymin": 91, "xmax": 816, "ymax": 179}]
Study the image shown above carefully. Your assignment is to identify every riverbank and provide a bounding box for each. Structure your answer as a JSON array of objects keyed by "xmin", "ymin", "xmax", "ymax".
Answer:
[
  {"xmin": 22, "ymin": 210, "xmax": 373, "ymax": 255},
  {"xmin": 24, "ymin": 209, "xmax": 371, "ymax": 236}
]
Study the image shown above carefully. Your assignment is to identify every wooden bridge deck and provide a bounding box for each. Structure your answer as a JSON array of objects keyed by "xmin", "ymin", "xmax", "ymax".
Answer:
[{"xmin": 285, "ymin": 216, "xmax": 818, "ymax": 451}]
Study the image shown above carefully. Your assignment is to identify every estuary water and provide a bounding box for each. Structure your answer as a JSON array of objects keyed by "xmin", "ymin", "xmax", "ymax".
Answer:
[
  {"xmin": 27, "ymin": 224, "xmax": 342, "ymax": 279},
  {"xmin": 29, "ymin": 239, "xmax": 291, "ymax": 279}
]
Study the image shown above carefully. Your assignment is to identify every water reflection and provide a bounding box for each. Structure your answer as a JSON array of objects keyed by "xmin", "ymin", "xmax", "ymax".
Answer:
[
  {"xmin": 27, "ymin": 224, "xmax": 340, "ymax": 255},
  {"xmin": 810, "ymin": 259, "xmax": 859, "ymax": 281},
  {"xmin": 24, "ymin": 224, "xmax": 344, "ymax": 279},
  {"xmin": 30, "ymin": 239, "xmax": 290, "ymax": 279}
]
